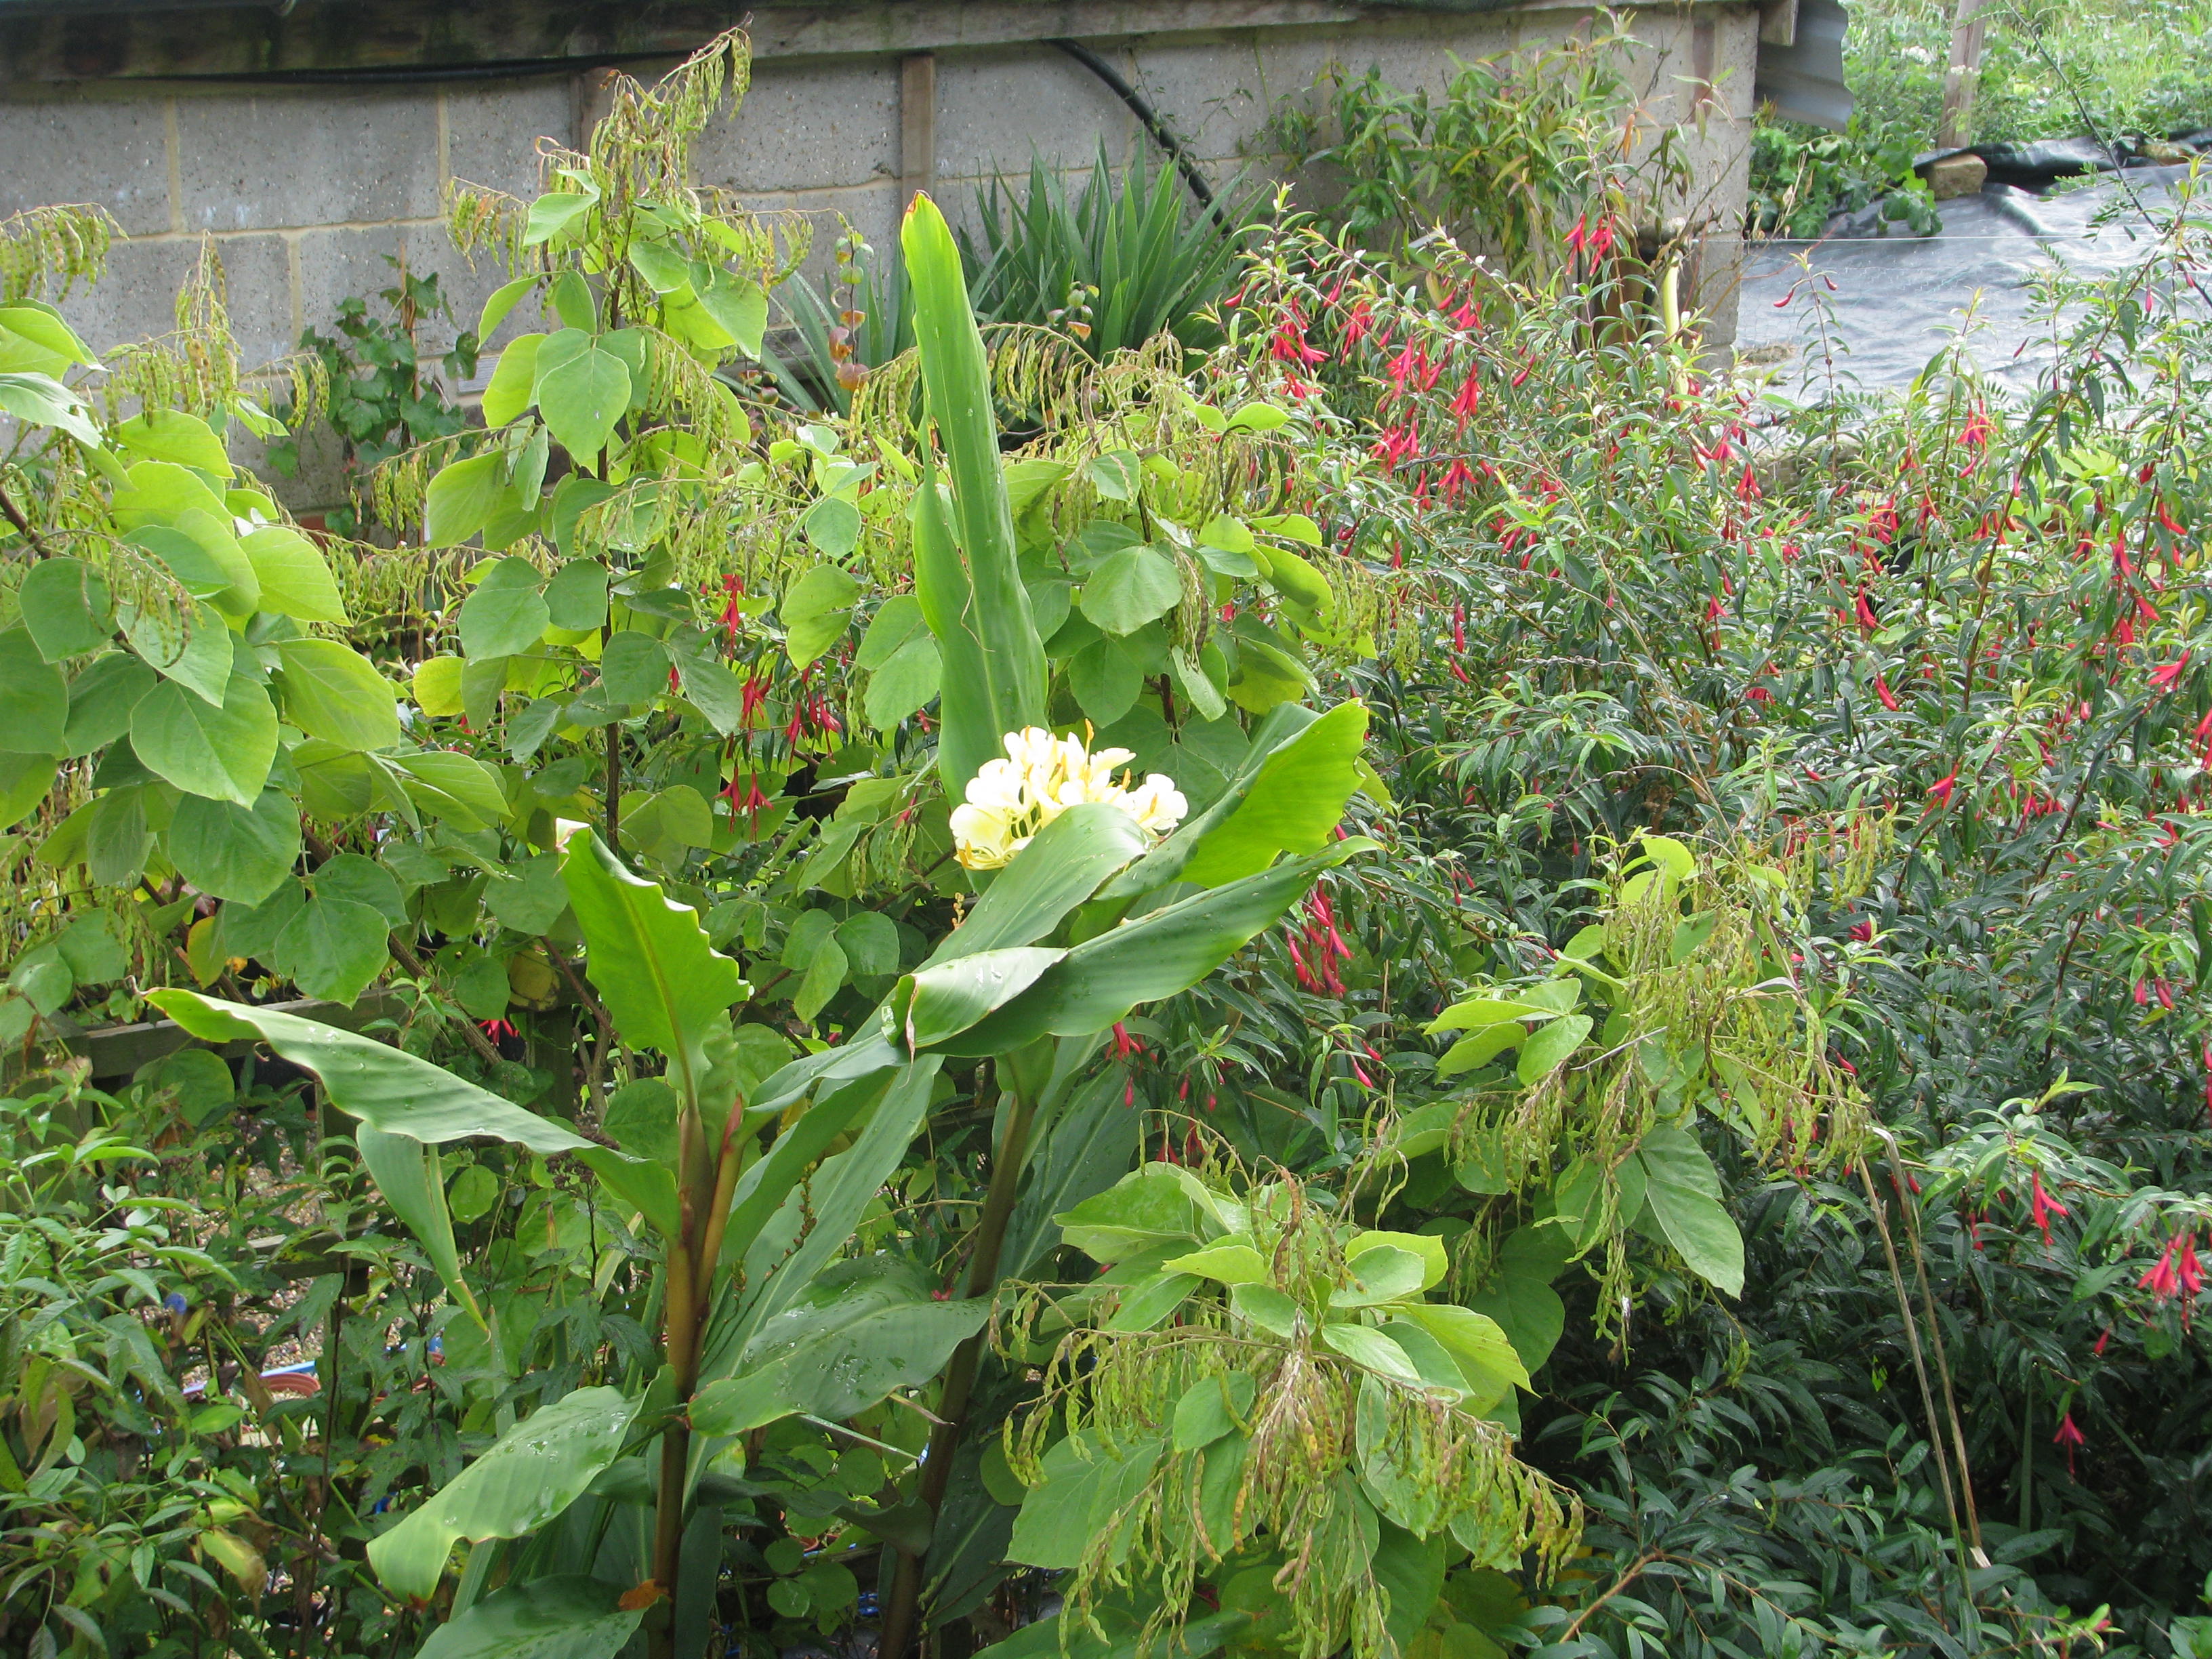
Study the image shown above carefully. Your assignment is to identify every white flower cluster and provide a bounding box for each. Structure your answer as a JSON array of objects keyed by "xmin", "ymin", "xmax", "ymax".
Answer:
[{"xmin": 949, "ymin": 727, "xmax": 1188, "ymax": 870}]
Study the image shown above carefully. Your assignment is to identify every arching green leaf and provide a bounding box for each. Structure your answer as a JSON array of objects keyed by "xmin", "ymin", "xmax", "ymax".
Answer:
[
  {"xmin": 560, "ymin": 831, "xmax": 745, "ymax": 1103},
  {"xmin": 415, "ymin": 1576, "xmax": 642, "ymax": 1659},
  {"xmin": 144, "ymin": 991, "xmax": 596, "ymax": 1155},
  {"xmin": 367, "ymin": 1388, "xmax": 636, "ymax": 1601}
]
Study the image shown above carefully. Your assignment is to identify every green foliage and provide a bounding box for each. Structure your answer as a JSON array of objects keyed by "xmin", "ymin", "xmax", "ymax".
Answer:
[
  {"xmin": 961, "ymin": 144, "xmax": 1251, "ymax": 361},
  {"xmin": 266, "ymin": 264, "xmax": 480, "ymax": 535}
]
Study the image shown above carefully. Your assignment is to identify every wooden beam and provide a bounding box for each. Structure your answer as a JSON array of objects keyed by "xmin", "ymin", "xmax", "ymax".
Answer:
[
  {"xmin": 1936, "ymin": 0, "xmax": 1988, "ymax": 151},
  {"xmin": 898, "ymin": 51, "xmax": 935, "ymax": 213}
]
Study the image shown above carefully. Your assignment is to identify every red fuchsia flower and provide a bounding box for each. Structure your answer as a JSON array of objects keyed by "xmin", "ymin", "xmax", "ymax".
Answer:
[
  {"xmin": 2137, "ymin": 1230, "xmax": 2204, "ymax": 1314},
  {"xmin": 1450, "ymin": 366, "xmax": 1482, "ymax": 430},
  {"xmin": 1875, "ymin": 674, "xmax": 1901, "ymax": 712},
  {"xmin": 2053, "ymin": 1410, "xmax": 2085, "ymax": 1477},
  {"xmin": 1340, "ymin": 298, "xmax": 1374, "ymax": 349},
  {"xmin": 1109, "ymin": 1021, "xmax": 1144, "ymax": 1061},
  {"xmin": 2093, "ymin": 1326, "xmax": 2112, "ymax": 1355},
  {"xmin": 1849, "ymin": 917, "xmax": 1874, "ymax": 942},
  {"xmin": 1960, "ymin": 405, "xmax": 1992, "ymax": 449},
  {"xmin": 1563, "ymin": 213, "xmax": 1616, "ymax": 260},
  {"xmin": 479, "ymin": 1019, "xmax": 518, "ymax": 1041},
  {"xmin": 1855, "ymin": 589, "xmax": 1881, "ymax": 631},
  {"xmin": 1441, "ymin": 458, "xmax": 1477, "ymax": 501},
  {"xmin": 1384, "ymin": 340, "xmax": 1426, "ymax": 395},
  {"xmin": 2151, "ymin": 654, "xmax": 2192, "ymax": 689},
  {"xmin": 1927, "ymin": 772, "xmax": 1958, "ymax": 806},
  {"xmin": 1370, "ymin": 424, "xmax": 1420, "ymax": 471},
  {"xmin": 722, "ymin": 774, "xmax": 771, "ymax": 817},
  {"xmin": 2030, "ymin": 1172, "xmax": 2070, "ymax": 1247},
  {"xmin": 739, "ymin": 674, "xmax": 771, "ymax": 731},
  {"xmin": 1288, "ymin": 887, "xmax": 1353, "ymax": 996}
]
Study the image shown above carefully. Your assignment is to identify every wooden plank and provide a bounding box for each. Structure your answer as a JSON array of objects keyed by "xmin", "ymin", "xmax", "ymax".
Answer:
[{"xmin": 898, "ymin": 50, "xmax": 935, "ymax": 213}]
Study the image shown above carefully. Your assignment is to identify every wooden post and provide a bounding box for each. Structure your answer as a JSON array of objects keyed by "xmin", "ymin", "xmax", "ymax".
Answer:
[
  {"xmin": 1937, "ymin": 0, "xmax": 1988, "ymax": 150},
  {"xmin": 899, "ymin": 52, "xmax": 936, "ymax": 211}
]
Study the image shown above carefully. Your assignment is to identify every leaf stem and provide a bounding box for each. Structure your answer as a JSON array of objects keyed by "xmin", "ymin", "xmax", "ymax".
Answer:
[{"xmin": 876, "ymin": 1071, "xmax": 1036, "ymax": 1659}]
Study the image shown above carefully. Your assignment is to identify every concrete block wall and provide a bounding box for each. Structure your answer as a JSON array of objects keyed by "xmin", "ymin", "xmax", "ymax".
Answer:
[{"xmin": 0, "ymin": 2, "xmax": 1761, "ymax": 510}]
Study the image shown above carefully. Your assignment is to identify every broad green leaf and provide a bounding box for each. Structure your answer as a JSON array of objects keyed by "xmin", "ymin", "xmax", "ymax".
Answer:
[
  {"xmin": 84, "ymin": 787, "xmax": 150, "ymax": 884},
  {"xmin": 112, "ymin": 409, "xmax": 230, "ymax": 475},
  {"xmin": 315, "ymin": 852, "xmax": 408, "ymax": 926},
  {"xmin": 121, "ymin": 598, "xmax": 232, "ymax": 705},
  {"xmin": 459, "ymin": 557, "xmax": 550, "ymax": 659},
  {"xmin": 1104, "ymin": 1269, "xmax": 1201, "ymax": 1332},
  {"xmin": 603, "ymin": 1077, "xmax": 678, "ymax": 1163},
  {"xmin": 1177, "ymin": 701, "xmax": 1370, "ymax": 886},
  {"xmin": 598, "ymin": 630, "xmax": 670, "ymax": 705},
  {"xmin": 0, "ymin": 369, "xmax": 100, "ymax": 445},
  {"xmin": 276, "ymin": 639, "xmax": 400, "ymax": 751},
  {"xmin": 130, "ymin": 674, "xmax": 277, "ymax": 804},
  {"xmin": 416, "ymin": 1575, "xmax": 643, "ymax": 1659},
  {"xmin": 902, "ymin": 194, "xmax": 1046, "ymax": 794},
  {"xmin": 1515, "ymin": 1013, "xmax": 1591, "ymax": 1086},
  {"xmin": 1068, "ymin": 636, "xmax": 1143, "ymax": 726},
  {"xmin": 483, "ymin": 853, "xmax": 569, "ymax": 934},
  {"xmin": 1080, "ymin": 546, "xmax": 1183, "ymax": 636},
  {"xmin": 242, "ymin": 525, "xmax": 348, "ymax": 623},
  {"xmin": 930, "ymin": 841, "xmax": 1364, "ymax": 1056},
  {"xmin": 1427, "ymin": 997, "xmax": 1559, "ymax": 1035},
  {"xmin": 1398, "ymin": 1304, "xmax": 1530, "ymax": 1392},
  {"xmin": 691, "ymin": 1262, "xmax": 988, "ymax": 1434},
  {"xmin": 1162, "ymin": 1243, "xmax": 1269, "ymax": 1285},
  {"xmin": 1055, "ymin": 1164, "xmax": 1215, "ymax": 1263},
  {"xmin": 388, "ymin": 750, "xmax": 509, "ymax": 829},
  {"xmin": 561, "ymin": 830, "xmax": 745, "ymax": 1103},
  {"xmin": 1172, "ymin": 1372, "xmax": 1256, "ymax": 1450},
  {"xmin": 476, "ymin": 276, "xmax": 537, "ymax": 340},
  {"xmin": 1000, "ymin": 1066, "xmax": 1143, "ymax": 1278},
  {"xmin": 1357, "ymin": 1374, "xmax": 1446, "ymax": 1532},
  {"xmin": 480, "ymin": 333, "xmax": 544, "ymax": 427},
  {"xmin": 863, "ymin": 634, "xmax": 939, "ymax": 729},
  {"xmin": 695, "ymin": 277, "xmax": 767, "ymax": 356},
  {"xmin": 899, "ymin": 947, "xmax": 1062, "ymax": 1050},
  {"xmin": 367, "ymin": 1387, "xmax": 635, "ymax": 1601},
  {"xmin": 1328, "ymin": 1245, "xmax": 1427, "ymax": 1308},
  {"xmin": 0, "ymin": 304, "xmax": 97, "ymax": 373},
  {"xmin": 802, "ymin": 495, "xmax": 861, "ymax": 556},
  {"xmin": 855, "ymin": 594, "xmax": 925, "ymax": 669},
  {"xmin": 0, "ymin": 628, "xmax": 68, "ymax": 754},
  {"xmin": 972, "ymin": 1603, "xmax": 1248, "ymax": 1659},
  {"xmin": 524, "ymin": 192, "xmax": 595, "ymax": 246},
  {"xmin": 274, "ymin": 895, "xmax": 389, "ymax": 1004},
  {"xmin": 145, "ymin": 991, "xmax": 598, "ymax": 1155},
  {"xmin": 57, "ymin": 913, "xmax": 128, "ymax": 981},
  {"xmin": 424, "ymin": 453, "xmax": 505, "ymax": 548},
  {"xmin": 1321, "ymin": 1323, "xmax": 1422, "ymax": 1385},
  {"xmin": 722, "ymin": 1059, "xmax": 939, "ymax": 1339},
  {"xmin": 62, "ymin": 652, "xmax": 154, "ymax": 757},
  {"xmin": 1004, "ymin": 1433, "xmax": 1165, "ymax": 1570},
  {"xmin": 544, "ymin": 558, "xmax": 611, "ymax": 631},
  {"xmin": 928, "ymin": 804, "xmax": 1150, "ymax": 968},
  {"xmin": 1345, "ymin": 1229, "xmax": 1449, "ymax": 1291},
  {"xmin": 1634, "ymin": 1124, "xmax": 1744, "ymax": 1295},
  {"xmin": 356, "ymin": 1123, "xmax": 471, "ymax": 1332},
  {"xmin": 1371, "ymin": 1521, "xmax": 1448, "ymax": 1656},
  {"xmin": 168, "ymin": 790, "xmax": 301, "ymax": 905},
  {"xmin": 19, "ymin": 558, "xmax": 112, "ymax": 661},
  {"xmin": 537, "ymin": 343, "xmax": 630, "ymax": 462}
]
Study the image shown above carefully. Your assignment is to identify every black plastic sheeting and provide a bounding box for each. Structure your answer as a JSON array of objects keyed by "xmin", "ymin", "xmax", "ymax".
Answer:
[{"xmin": 1737, "ymin": 164, "xmax": 2201, "ymax": 393}]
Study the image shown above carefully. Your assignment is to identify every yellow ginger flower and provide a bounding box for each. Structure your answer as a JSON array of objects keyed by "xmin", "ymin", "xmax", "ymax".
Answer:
[{"xmin": 949, "ymin": 726, "xmax": 1189, "ymax": 869}]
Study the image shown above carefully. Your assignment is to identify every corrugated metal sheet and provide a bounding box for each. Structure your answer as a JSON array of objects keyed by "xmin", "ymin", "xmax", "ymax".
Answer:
[{"xmin": 1756, "ymin": 0, "xmax": 1853, "ymax": 131}]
